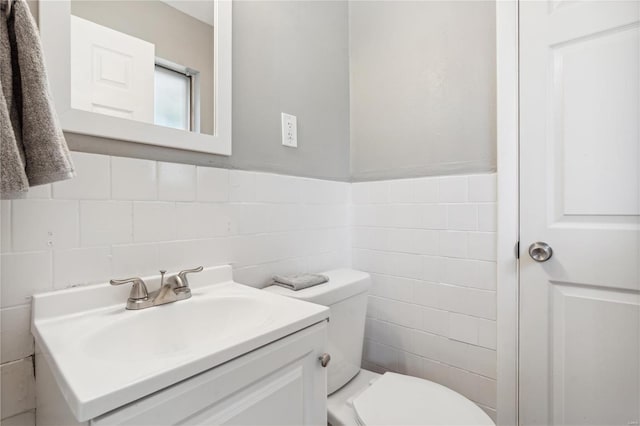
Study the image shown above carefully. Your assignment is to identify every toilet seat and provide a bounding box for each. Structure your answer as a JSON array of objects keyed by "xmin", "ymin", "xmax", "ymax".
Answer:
[{"xmin": 351, "ymin": 372, "xmax": 494, "ymax": 426}]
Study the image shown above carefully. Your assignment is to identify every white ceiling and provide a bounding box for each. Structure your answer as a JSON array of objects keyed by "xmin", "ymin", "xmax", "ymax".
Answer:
[{"xmin": 161, "ymin": 0, "xmax": 214, "ymax": 26}]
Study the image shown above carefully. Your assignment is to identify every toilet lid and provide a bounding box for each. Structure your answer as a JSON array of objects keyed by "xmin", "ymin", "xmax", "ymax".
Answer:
[{"xmin": 352, "ymin": 373, "xmax": 495, "ymax": 426}]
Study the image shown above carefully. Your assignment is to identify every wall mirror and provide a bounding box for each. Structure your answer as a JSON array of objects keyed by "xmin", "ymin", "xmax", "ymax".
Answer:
[{"xmin": 40, "ymin": 0, "xmax": 231, "ymax": 155}]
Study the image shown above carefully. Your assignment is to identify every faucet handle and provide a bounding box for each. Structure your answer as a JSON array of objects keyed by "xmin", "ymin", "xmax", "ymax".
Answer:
[
  {"xmin": 110, "ymin": 277, "xmax": 149, "ymax": 301},
  {"xmin": 175, "ymin": 266, "xmax": 204, "ymax": 288}
]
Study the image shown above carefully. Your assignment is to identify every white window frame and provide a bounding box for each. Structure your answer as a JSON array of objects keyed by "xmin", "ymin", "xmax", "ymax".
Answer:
[{"xmin": 154, "ymin": 58, "xmax": 201, "ymax": 133}]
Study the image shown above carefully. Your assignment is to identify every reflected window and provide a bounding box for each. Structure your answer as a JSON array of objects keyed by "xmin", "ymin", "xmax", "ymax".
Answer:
[{"xmin": 154, "ymin": 63, "xmax": 199, "ymax": 132}]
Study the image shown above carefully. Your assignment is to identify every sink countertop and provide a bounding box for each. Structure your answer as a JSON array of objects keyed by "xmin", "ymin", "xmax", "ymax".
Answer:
[{"xmin": 31, "ymin": 265, "xmax": 329, "ymax": 422}]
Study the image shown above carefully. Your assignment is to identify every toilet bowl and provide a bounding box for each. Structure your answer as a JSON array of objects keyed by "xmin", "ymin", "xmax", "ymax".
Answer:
[
  {"xmin": 328, "ymin": 369, "xmax": 494, "ymax": 426},
  {"xmin": 265, "ymin": 269, "xmax": 494, "ymax": 426}
]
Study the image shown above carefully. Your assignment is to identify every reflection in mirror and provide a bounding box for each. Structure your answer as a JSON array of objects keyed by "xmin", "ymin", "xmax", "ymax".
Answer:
[{"xmin": 69, "ymin": 0, "xmax": 214, "ymax": 135}]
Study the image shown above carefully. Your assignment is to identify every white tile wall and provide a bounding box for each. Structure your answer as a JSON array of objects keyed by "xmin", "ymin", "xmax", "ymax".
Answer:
[
  {"xmin": 1, "ymin": 411, "xmax": 35, "ymax": 426},
  {"xmin": 110, "ymin": 157, "xmax": 158, "ymax": 200},
  {"xmin": 0, "ymin": 358, "xmax": 35, "ymax": 420},
  {"xmin": 11, "ymin": 200, "xmax": 79, "ymax": 251},
  {"xmin": 196, "ymin": 168, "xmax": 229, "ymax": 202},
  {"xmin": 1, "ymin": 252, "xmax": 52, "ymax": 308},
  {"xmin": 0, "ymin": 160, "xmax": 497, "ymax": 422},
  {"xmin": 0, "ymin": 306, "xmax": 33, "ymax": 363},
  {"xmin": 352, "ymin": 174, "xmax": 497, "ymax": 419},
  {"xmin": 157, "ymin": 162, "xmax": 197, "ymax": 201},
  {"xmin": 0, "ymin": 152, "xmax": 351, "ymax": 422},
  {"xmin": 80, "ymin": 201, "xmax": 133, "ymax": 246},
  {"xmin": 52, "ymin": 152, "xmax": 110, "ymax": 200}
]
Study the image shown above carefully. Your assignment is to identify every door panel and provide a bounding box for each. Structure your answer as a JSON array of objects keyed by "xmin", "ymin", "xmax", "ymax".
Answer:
[
  {"xmin": 551, "ymin": 284, "xmax": 639, "ymax": 425},
  {"xmin": 70, "ymin": 16, "xmax": 155, "ymax": 122},
  {"xmin": 202, "ymin": 367, "xmax": 305, "ymax": 425},
  {"xmin": 554, "ymin": 25, "xmax": 639, "ymax": 216},
  {"xmin": 519, "ymin": 0, "xmax": 640, "ymax": 424}
]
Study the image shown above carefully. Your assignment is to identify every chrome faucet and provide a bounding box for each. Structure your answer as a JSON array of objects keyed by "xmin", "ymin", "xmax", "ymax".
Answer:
[{"xmin": 110, "ymin": 266, "xmax": 203, "ymax": 310}]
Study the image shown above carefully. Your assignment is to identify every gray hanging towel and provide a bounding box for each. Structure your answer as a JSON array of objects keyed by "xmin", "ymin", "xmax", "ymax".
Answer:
[{"xmin": 1, "ymin": 0, "xmax": 74, "ymax": 199}]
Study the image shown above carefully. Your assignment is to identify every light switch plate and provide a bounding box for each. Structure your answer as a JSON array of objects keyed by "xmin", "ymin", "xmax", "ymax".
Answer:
[{"xmin": 281, "ymin": 113, "xmax": 297, "ymax": 148}]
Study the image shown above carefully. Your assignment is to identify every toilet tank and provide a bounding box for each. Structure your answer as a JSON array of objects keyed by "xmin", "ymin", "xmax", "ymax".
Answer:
[{"xmin": 264, "ymin": 269, "xmax": 371, "ymax": 394}]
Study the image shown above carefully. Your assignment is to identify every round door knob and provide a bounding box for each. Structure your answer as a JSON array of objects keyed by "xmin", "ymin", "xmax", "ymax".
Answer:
[
  {"xmin": 319, "ymin": 353, "xmax": 331, "ymax": 368},
  {"xmin": 528, "ymin": 242, "xmax": 553, "ymax": 262}
]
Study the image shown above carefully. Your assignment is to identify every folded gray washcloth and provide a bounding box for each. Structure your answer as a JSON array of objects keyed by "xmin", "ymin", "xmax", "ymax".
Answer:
[
  {"xmin": 273, "ymin": 273, "xmax": 329, "ymax": 291},
  {"xmin": 1, "ymin": 0, "xmax": 75, "ymax": 199}
]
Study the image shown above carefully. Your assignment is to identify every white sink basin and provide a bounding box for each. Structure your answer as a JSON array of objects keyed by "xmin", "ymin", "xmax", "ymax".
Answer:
[
  {"xmin": 31, "ymin": 266, "xmax": 329, "ymax": 421},
  {"xmin": 84, "ymin": 294, "xmax": 272, "ymax": 361}
]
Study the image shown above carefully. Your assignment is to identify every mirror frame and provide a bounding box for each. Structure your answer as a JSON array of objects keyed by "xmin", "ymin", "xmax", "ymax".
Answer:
[{"xmin": 39, "ymin": 0, "xmax": 232, "ymax": 156}]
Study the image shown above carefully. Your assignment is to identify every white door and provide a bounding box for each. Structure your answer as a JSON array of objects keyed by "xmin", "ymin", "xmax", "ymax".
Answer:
[
  {"xmin": 70, "ymin": 16, "xmax": 155, "ymax": 122},
  {"xmin": 519, "ymin": 1, "xmax": 640, "ymax": 425}
]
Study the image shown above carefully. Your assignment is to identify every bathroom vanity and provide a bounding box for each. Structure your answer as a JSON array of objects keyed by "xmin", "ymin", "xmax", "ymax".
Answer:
[{"xmin": 31, "ymin": 266, "xmax": 330, "ymax": 425}]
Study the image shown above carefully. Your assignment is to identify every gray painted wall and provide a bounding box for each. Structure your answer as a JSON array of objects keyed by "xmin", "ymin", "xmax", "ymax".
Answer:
[
  {"xmin": 230, "ymin": 0, "xmax": 350, "ymax": 180},
  {"xmin": 349, "ymin": 1, "xmax": 497, "ymax": 181},
  {"xmin": 30, "ymin": 0, "xmax": 496, "ymax": 182},
  {"xmin": 31, "ymin": 0, "xmax": 351, "ymax": 181}
]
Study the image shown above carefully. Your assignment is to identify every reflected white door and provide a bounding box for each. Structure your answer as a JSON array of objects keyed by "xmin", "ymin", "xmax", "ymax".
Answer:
[
  {"xmin": 519, "ymin": 1, "xmax": 640, "ymax": 425},
  {"xmin": 70, "ymin": 16, "xmax": 155, "ymax": 122}
]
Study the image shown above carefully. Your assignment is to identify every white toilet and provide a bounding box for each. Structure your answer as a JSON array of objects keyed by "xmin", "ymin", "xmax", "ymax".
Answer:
[{"xmin": 265, "ymin": 269, "xmax": 495, "ymax": 426}]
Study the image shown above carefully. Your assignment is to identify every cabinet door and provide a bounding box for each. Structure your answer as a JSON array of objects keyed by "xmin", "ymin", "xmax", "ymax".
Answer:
[{"xmin": 92, "ymin": 322, "xmax": 328, "ymax": 426}]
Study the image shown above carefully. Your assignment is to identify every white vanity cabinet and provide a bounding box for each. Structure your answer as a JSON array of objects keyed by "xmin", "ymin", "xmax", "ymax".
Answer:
[
  {"xmin": 33, "ymin": 268, "xmax": 330, "ymax": 425},
  {"xmin": 37, "ymin": 322, "xmax": 328, "ymax": 426}
]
